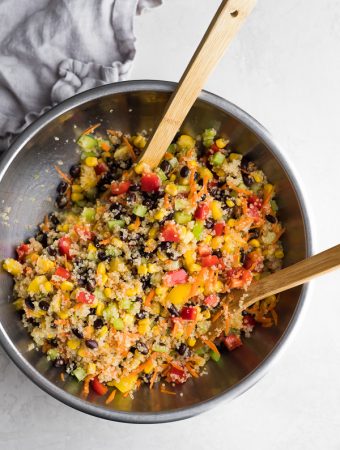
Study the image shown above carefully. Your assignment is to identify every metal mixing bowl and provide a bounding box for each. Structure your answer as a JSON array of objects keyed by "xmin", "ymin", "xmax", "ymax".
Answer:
[{"xmin": 0, "ymin": 81, "xmax": 311, "ymax": 423}]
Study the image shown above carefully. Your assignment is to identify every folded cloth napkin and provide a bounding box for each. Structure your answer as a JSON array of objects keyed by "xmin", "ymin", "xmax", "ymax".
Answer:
[{"xmin": 0, "ymin": 0, "xmax": 162, "ymax": 153}]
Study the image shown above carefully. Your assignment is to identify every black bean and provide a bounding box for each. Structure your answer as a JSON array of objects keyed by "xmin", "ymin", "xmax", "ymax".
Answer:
[
  {"xmin": 141, "ymin": 275, "xmax": 151, "ymax": 290},
  {"xmin": 47, "ymin": 246, "xmax": 57, "ymax": 256},
  {"xmin": 240, "ymin": 249, "xmax": 246, "ymax": 265},
  {"xmin": 266, "ymin": 214, "xmax": 277, "ymax": 224},
  {"xmin": 205, "ymin": 218, "xmax": 215, "ymax": 229},
  {"xmin": 127, "ymin": 192, "xmax": 137, "ymax": 203},
  {"xmin": 54, "ymin": 358, "xmax": 65, "ymax": 368},
  {"xmin": 180, "ymin": 166, "xmax": 190, "ymax": 178},
  {"xmin": 242, "ymin": 172, "xmax": 253, "ymax": 187},
  {"xmin": 25, "ymin": 298, "xmax": 35, "ymax": 310},
  {"xmin": 177, "ymin": 343, "xmax": 188, "ymax": 356},
  {"xmin": 201, "ymin": 194, "xmax": 207, "ymax": 201},
  {"xmin": 248, "ymin": 228, "xmax": 260, "ymax": 239},
  {"xmin": 57, "ymin": 181, "xmax": 69, "ymax": 194},
  {"xmin": 217, "ymin": 180, "xmax": 226, "ymax": 188},
  {"xmin": 160, "ymin": 160, "xmax": 172, "ymax": 174},
  {"xmin": 194, "ymin": 171, "xmax": 200, "ymax": 181},
  {"xmin": 39, "ymin": 300, "xmax": 49, "ymax": 311},
  {"xmin": 172, "ymin": 131, "xmax": 181, "ymax": 144},
  {"xmin": 135, "ymin": 297, "xmax": 143, "ymax": 303},
  {"xmin": 97, "ymin": 250, "xmax": 109, "ymax": 261},
  {"xmin": 56, "ymin": 194, "xmax": 68, "ymax": 209},
  {"xmin": 36, "ymin": 233, "xmax": 48, "ymax": 248},
  {"xmin": 92, "ymin": 236, "xmax": 101, "ymax": 248},
  {"xmin": 160, "ymin": 241, "xmax": 171, "ymax": 251},
  {"xmin": 213, "ymin": 250, "xmax": 223, "ymax": 258},
  {"xmin": 77, "ymin": 277, "xmax": 87, "ymax": 287},
  {"xmin": 86, "ymin": 279, "xmax": 96, "ymax": 293},
  {"xmin": 241, "ymin": 155, "xmax": 251, "ymax": 171},
  {"xmin": 136, "ymin": 341, "xmax": 149, "ymax": 355},
  {"xmin": 168, "ymin": 304, "xmax": 180, "ymax": 317},
  {"xmin": 129, "ymin": 183, "xmax": 140, "ymax": 192},
  {"xmin": 85, "ymin": 339, "xmax": 98, "ymax": 349},
  {"xmin": 89, "ymin": 308, "xmax": 96, "ymax": 315},
  {"xmin": 110, "ymin": 202, "xmax": 123, "ymax": 214},
  {"xmin": 93, "ymin": 318, "xmax": 104, "ymax": 329},
  {"xmin": 136, "ymin": 310, "xmax": 147, "ymax": 320},
  {"xmin": 72, "ymin": 328, "xmax": 83, "ymax": 339},
  {"xmin": 69, "ymin": 164, "xmax": 81, "ymax": 178},
  {"xmin": 49, "ymin": 213, "xmax": 60, "ymax": 226}
]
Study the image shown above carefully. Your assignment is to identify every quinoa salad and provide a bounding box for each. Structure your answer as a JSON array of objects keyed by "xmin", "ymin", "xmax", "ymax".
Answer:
[{"xmin": 3, "ymin": 125, "xmax": 284, "ymax": 400}]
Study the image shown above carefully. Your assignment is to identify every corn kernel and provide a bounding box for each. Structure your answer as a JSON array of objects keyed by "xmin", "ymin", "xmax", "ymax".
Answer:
[
  {"xmin": 202, "ymin": 310, "xmax": 211, "ymax": 319},
  {"xmin": 147, "ymin": 263, "xmax": 158, "ymax": 274},
  {"xmin": 104, "ymin": 287, "xmax": 112, "ymax": 298},
  {"xmin": 152, "ymin": 325, "xmax": 160, "ymax": 336},
  {"xmin": 253, "ymin": 172, "xmax": 263, "ymax": 183},
  {"xmin": 215, "ymin": 280, "xmax": 224, "ymax": 293},
  {"xmin": 67, "ymin": 339, "xmax": 80, "ymax": 350},
  {"xmin": 187, "ymin": 337, "xmax": 196, "ymax": 347},
  {"xmin": 211, "ymin": 236, "xmax": 223, "ymax": 250},
  {"xmin": 61, "ymin": 281, "xmax": 74, "ymax": 291},
  {"xmin": 58, "ymin": 310, "xmax": 69, "ymax": 319},
  {"xmin": 177, "ymin": 134, "xmax": 195, "ymax": 149},
  {"xmin": 188, "ymin": 263, "xmax": 201, "ymax": 274},
  {"xmin": 249, "ymin": 239, "xmax": 260, "ymax": 248},
  {"xmin": 203, "ymin": 235, "xmax": 212, "ymax": 244},
  {"xmin": 227, "ymin": 218, "xmax": 236, "ymax": 227},
  {"xmin": 216, "ymin": 138, "xmax": 228, "ymax": 149},
  {"xmin": 165, "ymin": 183, "xmax": 178, "ymax": 196},
  {"xmin": 57, "ymin": 224, "xmax": 69, "ymax": 232},
  {"xmin": 71, "ymin": 192, "xmax": 84, "ymax": 202},
  {"xmin": 137, "ymin": 264, "xmax": 148, "ymax": 276},
  {"xmin": 149, "ymin": 226, "xmax": 158, "ymax": 239},
  {"xmin": 3, "ymin": 258, "xmax": 23, "ymax": 276},
  {"xmin": 96, "ymin": 301, "xmax": 105, "ymax": 316},
  {"xmin": 154, "ymin": 209, "xmax": 166, "ymax": 221},
  {"xmin": 211, "ymin": 200, "xmax": 223, "ymax": 221},
  {"xmin": 138, "ymin": 318, "xmax": 150, "ymax": 335},
  {"xmin": 97, "ymin": 262, "xmax": 106, "ymax": 275},
  {"xmin": 275, "ymin": 249, "xmax": 284, "ymax": 259},
  {"xmin": 226, "ymin": 199, "xmax": 235, "ymax": 208},
  {"xmin": 134, "ymin": 162, "xmax": 148, "ymax": 174},
  {"xmin": 235, "ymin": 198, "xmax": 242, "ymax": 206},
  {"xmin": 145, "ymin": 239, "xmax": 157, "ymax": 252},
  {"xmin": 87, "ymin": 243, "xmax": 96, "ymax": 253},
  {"xmin": 98, "ymin": 325, "xmax": 108, "ymax": 338},
  {"xmin": 126, "ymin": 287, "xmax": 138, "ymax": 297},
  {"xmin": 72, "ymin": 184, "xmax": 83, "ymax": 193},
  {"xmin": 184, "ymin": 250, "xmax": 195, "ymax": 268},
  {"xmin": 170, "ymin": 174, "xmax": 176, "ymax": 181},
  {"xmin": 85, "ymin": 156, "xmax": 98, "ymax": 167},
  {"xmin": 151, "ymin": 302, "xmax": 161, "ymax": 315},
  {"xmin": 229, "ymin": 153, "xmax": 242, "ymax": 161},
  {"xmin": 155, "ymin": 286, "xmax": 167, "ymax": 296},
  {"xmin": 77, "ymin": 347, "xmax": 88, "ymax": 358}
]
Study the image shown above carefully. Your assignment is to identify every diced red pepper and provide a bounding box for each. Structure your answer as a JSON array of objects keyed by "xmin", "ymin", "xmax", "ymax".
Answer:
[
  {"xmin": 16, "ymin": 243, "xmax": 30, "ymax": 261},
  {"xmin": 161, "ymin": 224, "xmax": 180, "ymax": 243},
  {"xmin": 54, "ymin": 266, "xmax": 70, "ymax": 280},
  {"xmin": 247, "ymin": 195, "xmax": 263, "ymax": 220},
  {"xmin": 242, "ymin": 314, "xmax": 256, "ymax": 331},
  {"xmin": 58, "ymin": 237, "xmax": 72, "ymax": 259},
  {"xmin": 111, "ymin": 181, "xmax": 131, "ymax": 196},
  {"xmin": 76, "ymin": 290, "xmax": 95, "ymax": 304},
  {"xmin": 91, "ymin": 377, "xmax": 108, "ymax": 396},
  {"xmin": 226, "ymin": 267, "xmax": 253, "ymax": 289},
  {"xmin": 194, "ymin": 203, "xmax": 210, "ymax": 220},
  {"xmin": 140, "ymin": 173, "xmax": 161, "ymax": 192},
  {"xmin": 243, "ymin": 250, "xmax": 264, "ymax": 272},
  {"xmin": 224, "ymin": 333, "xmax": 243, "ymax": 351},
  {"xmin": 214, "ymin": 221, "xmax": 225, "ymax": 236},
  {"xmin": 210, "ymin": 144, "xmax": 220, "ymax": 153},
  {"xmin": 180, "ymin": 306, "xmax": 197, "ymax": 321},
  {"xmin": 163, "ymin": 269, "xmax": 188, "ymax": 287},
  {"xmin": 168, "ymin": 366, "xmax": 188, "ymax": 384},
  {"xmin": 74, "ymin": 225, "xmax": 93, "ymax": 241},
  {"xmin": 204, "ymin": 294, "xmax": 220, "ymax": 307},
  {"xmin": 95, "ymin": 162, "xmax": 108, "ymax": 175},
  {"xmin": 201, "ymin": 255, "xmax": 220, "ymax": 267},
  {"xmin": 197, "ymin": 244, "xmax": 212, "ymax": 257}
]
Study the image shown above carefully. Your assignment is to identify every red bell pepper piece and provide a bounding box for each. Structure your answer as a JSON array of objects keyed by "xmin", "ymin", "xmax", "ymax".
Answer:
[
  {"xmin": 140, "ymin": 173, "xmax": 161, "ymax": 192},
  {"xmin": 197, "ymin": 244, "xmax": 212, "ymax": 257},
  {"xmin": 111, "ymin": 181, "xmax": 131, "ymax": 196},
  {"xmin": 224, "ymin": 333, "xmax": 243, "ymax": 351},
  {"xmin": 94, "ymin": 162, "xmax": 108, "ymax": 175},
  {"xmin": 181, "ymin": 306, "xmax": 197, "ymax": 321},
  {"xmin": 214, "ymin": 222, "xmax": 225, "ymax": 236},
  {"xmin": 194, "ymin": 203, "xmax": 210, "ymax": 220},
  {"xmin": 210, "ymin": 144, "xmax": 220, "ymax": 153},
  {"xmin": 91, "ymin": 377, "xmax": 108, "ymax": 396},
  {"xmin": 247, "ymin": 195, "xmax": 263, "ymax": 220},
  {"xmin": 204, "ymin": 294, "xmax": 220, "ymax": 307},
  {"xmin": 163, "ymin": 269, "xmax": 188, "ymax": 287},
  {"xmin": 226, "ymin": 267, "xmax": 253, "ymax": 289},
  {"xmin": 201, "ymin": 255, "xmax": 220, "ymax": 267},
  {"xmin": 168, "ymin": 366, "xmax": 188, "ymax": 384},
  {"xmin": 54, "ymin": 266, "xmax": 70, "ymax": 280},
  {"xmin": 16, "ymin": 243, "xmax": 30, "ymax": 261},
  {"xmin": 58, "ymin": 237, "xmax": 72, "ymax": 259},
  {"xmin": 161, "ymin": 224, "xmax": 180, "ymax": 242},
  {"xmin": 74, "ymin": 225, "xmax": 93, "ymax": 241},
  {"xmin": 242, "ymin": 314, "xmax": 256, "ymax": 331},
  {"xmin": 76, "ymin": 290, "xmax": 95, "ymax": 304},
  {"xmin": 243, "ymin": 251, "xmax": 264, "ymax": 272}
]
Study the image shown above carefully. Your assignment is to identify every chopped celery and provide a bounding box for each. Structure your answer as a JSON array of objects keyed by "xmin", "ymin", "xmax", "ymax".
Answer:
[
  {"xmin": 112, "ymin": 317, "xmax": 124, "ymax": 330},
  {"xmin": 195, "ymin": 347, "xmax": 206, "ymax": 356},
  {"xmin": 80, "ymin": 151, "xmax": 97, "ymax": 160},
  {"xmin": 73, "ymin": 367, "xmax": 87, "ymax": 381},
  {"xmin": 132, "ymin": 205, "xmax": 147, "ymax": 217},
  {"xmin": 270, "ymin": 200, "xmax": 278, "ymax": 212},
  {"xmin": 82, "ymin": 207, "xmax": 96, "ymax": 222},
  {"xmin": 169, "ymin": 157, "xmax": 178, "ymax": 168},
  {"xmin": 174, "ymin": 198, "xmax": 188, "ymax": 210},
  {"xmin": 156, "ymin": 168, "xmax": 167, "ymax": 181},
  {"xmin": 77, "ymin": 134, "xmax": 98, "ymax": 150},
  {"xmin": 202, "ymin": 128, "xmax": 217, "ymax": 147},
  {"xmin": 105, "ymin": 245, "xmax": 116, "ymax": 257},
  {"xmin": 103, "ymin": 303, "xmax": 118, "ymax": 321},
  {"xmin": 152, "ymin": 344, "xmax": 168, "ymax": 353},
  {"xmin": 94, "ymin": 288, "xmax": 105, "ymax": 301},
  {"xmin": 210, "ymin": 350, "xmax": 221, "ymax": 362},
  {"xmin": 119, "ymin": 298, "xmax": 131, "ymax": 310},
  {"xmin": 108, "ymin": 219, "xmax": 125, "ymax": 230},
  {"xmin": 192, "ymin": 221, "xmax": 204, "ymax": 240},
  {"xmin": 174, "ymin": 211, "xmax": 192, "ymax": 224},
  {"xmin": 177, "ymin": 185, "xmax": 190, "ymax": 194},
  {"xmin": 211, "ymin": 152, "xmax": 226, "ymax": 166},
  {"xmin": 47, "ymin": 348, "xmax": 59, "ymax": 361}
]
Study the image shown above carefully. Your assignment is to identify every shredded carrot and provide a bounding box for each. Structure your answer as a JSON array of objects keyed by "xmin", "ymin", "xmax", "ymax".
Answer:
[
  {"xmin": 164, "ymin": 193, "xmax": 170, "ymax": 209},
  {"xmin": 164, "ymin": 152, "xmax": 173, "ymax": 160},
  {"xmin": 122, "ymin": 136, "xmax": 137, "ymax": 161},
  {"xmin": 82, "ymin": 375, "xmax": 94, "ymax": 398},
  {"xmin": 82, "ymin": 123, "xmax": 101, "ymax": 135},
  {"xmin": 99, "ymin": 238, "xmax": 111, "ymax": 246},
  {"xmin": 185, "ymin": 363, "xmax": 199, "ymax": 378},
  {"xmin": 144, "ymin": 289, "xmax": 155, "ymax": 307},
  {"xmin": 130, "ymin": 353, "xmax": 158, "ymax": 376},
  {"xmin": 170, "ymin": 360, "xmax": 183, "ymax": 371},
  {"xmin": 273, "ymin": 227, "xmax": 285, "ymax": 244},
  {"xmin": 172, "ymin": 319, "xmax": 180, "ymax": 337},
  {"xmin": 60, "ymin": 373, "xmax": 65, "ymax": 382},
  {"xmin": 188, "ymin": 167, "xmax": 197, "ymax": 203},
  {"xmin": 150, "ymin": 368, "xmax": 160, "ymax": 390},
  {"xmin": 185, "ymin": 320, "xmax": 195, "ymax": 338},
  {"xmin": 105, "ymin": 389, "xmax": 116, "ymax": 404},
  {"xmin": 101, "ymin": 141, "xmax": 111, "ymax": 152},
  {"xmin": 54, "ymin": 165, "xmax": 72, "ymax": 184},
  {"xmin": 227, "ymin": 181, "xmax": 252, "ymax": 196},
  {"xmin": 212, "ymin": 309, "xmax": 223, "ymax": 323},
  {"xmin": 123, "ymin": 392, "xmax": 130, "ymax": 398},
  {"xmin": 201, "ymin": 338, "xmax": 220, "ymax": 356},
  {"xmin": 160, "ymin": 388, "xmax": 176, "ymax": 396}
]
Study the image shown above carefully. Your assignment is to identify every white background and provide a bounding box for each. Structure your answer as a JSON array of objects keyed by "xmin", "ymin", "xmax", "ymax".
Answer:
[{"xmin": 1, "ymin": 1, "xmax": 340, "ymax": 449}]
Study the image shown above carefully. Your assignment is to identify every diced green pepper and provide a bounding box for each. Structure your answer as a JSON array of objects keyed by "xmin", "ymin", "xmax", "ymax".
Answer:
[
  {"xmin": 103, "ymin": 303, "xmax": 118, "ymax": 321},
  {"xmin": 47, "ymin": 348, "xmax": 59, "ymax": 361},
  {"xmin": 192, "ymin": 221, "xmax": 204, "ymax": 240},
  {"xmin": 77, "ymin": 134, "xmax": 98, "ymax": 150},
  {"xmin": 73, "ymin": 367, "xmax": 87, "ymax": 381},
  {"xmin": 174, "ymin": 211, "xmax": 192, "ymax": 224},
  {"xmin": 132, "ymin": 205, "xmax": 147, "ymax": 218},
  {"xmin": 195, "ymin": 347, "xmax": 206, "ymax": 356},
  {"xmin": 202, "ymin": 128, "xmax": 217, "ymax": 147},
  {"xmin": 270, "ymin": 200, "xmax": 278, "ymax": 212},
  {"xmin": 156, "ymin": 168, "xmax": 167, "ymax": 181},
  {"xmin": 177, "ymin": 185, "xmax": 190, "ymax": 194},
  {"xmin": 169, "ymin": 157, "xmax": 179, "ymax": 168},
  {"xmin": 119, "ymin": 298, "xmax": 131, "ymax": 310},
  {"xmin": 108, "ymin": 220, "xmax": 125, "ymax": 230},
  {"xmin": 152, "ymin": 344, "xmax": 168, "ymax": 353},
  {"xmin": 211, "ymin": 152, "xmax": 226, "ymax": 166},
  {"xmin": 112, "ymin": 317, "xmax": 124, "ymax": 331},
  {"xmin": 80, "ymin": 151, "xmax": 97, "ymax": 160},
  {"xmin": 82, "ymin": 207, "xmax": 96, "ymax": 222},
  {"xmin": 174, "ymin": 198, "xmax": 188, "ymax": 210},
  {"xmin": 210, "ymin": 350, "xmax": 221, "ymax": 362}
]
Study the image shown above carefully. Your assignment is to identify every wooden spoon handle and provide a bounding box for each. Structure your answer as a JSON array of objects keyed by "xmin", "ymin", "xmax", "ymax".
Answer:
[{"xmin": 139, "ymin": 0, "xmax": 257, "ymax": 168}]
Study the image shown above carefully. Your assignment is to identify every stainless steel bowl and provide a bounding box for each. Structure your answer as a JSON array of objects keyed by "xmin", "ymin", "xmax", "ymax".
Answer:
[{"xmin": 0, "ymin": 80, "xmax": 312, "ymax": 423}]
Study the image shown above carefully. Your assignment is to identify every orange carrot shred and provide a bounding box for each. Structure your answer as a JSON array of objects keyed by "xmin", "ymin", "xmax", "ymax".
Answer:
[
  {"xmin": 144, "ymin": 289, "xmax": 155, "ymax": 307},
  {"xmin": 105, "ymin": 389, "xmax": 116, "ymax": 404},
  {"xmin": 60, "ymin": 373, "xmax": 65, "ymax": 382},
  {"xmin": 54, "ymin": 165, "xmax": 72, "ymax": 184},
  {"xmin": 185, "ymin": 363, "xmax": 199, "ymax": 378},
  {"xmin": 82, "ymin": 123, "xmax": 101, "ymax": 135},
  {"xmin": 212, "ymin": 309, "xmax": 223, "ymax": 323},
  {"xmin": 201, "ymin": 337, "xmax": 220, "ymax": 356},
  {"xmin": 123, "ymin": 136, "xmax": 137, "ymax": 161},
  {"xmin": 227, "ymin": 181, "xmax": 252, "ymax": 196},
  {"xmin": 101, "ymin": 141, "xmax": 111, "ymax": 151},
  {"xmin": 160, "ymin": 388, "xmax": 176, "ymax": 396}
]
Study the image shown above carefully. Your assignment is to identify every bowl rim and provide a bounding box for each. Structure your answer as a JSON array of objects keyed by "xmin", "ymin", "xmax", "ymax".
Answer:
[{"xmin": 0, "ymin": 80, "xmax": 313, "ymax": 423}]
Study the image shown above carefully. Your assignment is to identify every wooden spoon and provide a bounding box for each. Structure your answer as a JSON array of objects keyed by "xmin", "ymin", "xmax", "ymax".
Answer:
[
  {"xmin": 139, "ymin": 0, "xmax": 257, "ymax": 169},
  {"xmin": 203, "ymin": 244, "xmax": 340, "ymax": 342}
]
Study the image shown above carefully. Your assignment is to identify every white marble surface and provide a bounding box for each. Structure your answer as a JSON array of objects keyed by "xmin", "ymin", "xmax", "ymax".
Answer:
[{"xmin": 1, "ymin": 0, "xmax": 340, "ymax": 448}]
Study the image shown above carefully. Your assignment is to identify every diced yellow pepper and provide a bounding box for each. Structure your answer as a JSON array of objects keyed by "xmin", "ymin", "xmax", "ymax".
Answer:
[
  {"xmin": 87, "ymin": 363, "xmax": 97, "ymax": 375},
  {"xmin": 72, "ymin": 184, "xmax": 83, "ymax": 193},
  {"xmin": 113, "ymin": 374, "xmax": 138, "ymax": 393},
  {"xmin": 177, "ymin": 134, "xmax": 195, "ymax": 149},
  {"xmin": 97, "ymin": 262, "xmax": 106, "ymax": 275},
  {"xmin": 71, "ymin": 192, "xmax": 84, "ymax": 202},
  {"xmin": 28, "ymin": 276, "xmax": 47, "ymax": 295},
  {"xmin": 198, "ymin": 167, "xmax": 213, "ymax": 181},
  {"xmin": 149, "ymin": 226, "xmax": 158, "ymax": 239},
  {"xmin": 211, "ymin": 200, "xmax": 223, "ymax": 221},
  {"xmin": 96, "ymin": 301, "xmax": 105, "ymax": 316},
  {"xmin": 138, "ymin": 318, "xmax": 150, "ymax": 335},
  {"xmin": 137, "ymin": 264, "xmax": 148, "ymax": 276},
  {"xmin": 275, "ymin": 249, "xmax": 284, "ymax": 259},
  {"xmin": 67, "ymin": 339, "xmax": 80, "ymax": 350},
  {"xmin": 264, "ymin": 183, "xmax": 274, "ymax": 196},
  {"xmin": 249, "ymin": 239, "xmax": 260, "ymax": 248},
  {"xmin": 227, "ymin": 218, "xmax": 236, "ymax": 227},
  {"xmin": 165, "ymin": 183, "xmax": 178, "ymax": 196},
  {"xmin": 43, "ymin": 281, "xmax": 53, "ymax": 294},
  {"xmin": 3, "ymin": 258, "xmax": 23, "ymax": 276},
  {"xmin": 98, "ymin": 325, "xmax": 108, "ymax": 338},
  {"xmin": 77, "ymin": 347, "xmax": 88, "ymax": 358},
  {"xmin": 150, "ymin": 302, "xmax": 161, "ymax": 315},
  {"xmin": 216, "ymin": 138, "xmax": 228, "ymax": 149},
  {"xmin": 253, "ymin": 171, "xmax": 263, "ymax": 183},
  {"xmin": 226, "ymin": 199, "xmax": 235, "ymax": 208},
  {"xmin": 211, "ymin": 236, "xmax": 223, "ymax": 250},
  {"xmin": 134, "ymin": 162, "xmax": 149, "ymax": 174},
  {"xmin": 133, "ymin": 135, "xmax": 147, "ymax": 149},
  {"xmin": 58, "ymin": 310, "xmax": 69, "ymax": 319},
  {"xmin": 166, "ymin": 283, "xmax": 192, "ymax": 307},
  {"xmin": 187, "ymin": 337, "xmax": 196, "ymax": 347},
  {"xmin": 88, "ymin": 243, "xmax": 96, "ymax": 253},
  {"xmin": 147, "ymin": 263, "xmax": 158, "ymax": 274},
  {"xmin": 61, "ymin": 281, "xmax": 74, "ymax": 291},
  {"xmin": 104, "ymin": 287, "xmax": 112, "ymax": 298},
  {"xmin": 229, "ymin": 153, "xmax": 242, "ymax": 161},
  {"xmin": 144, "ymin": 359, "xmax": 154, "ymax": 374},
  {"xmin": 184, "ymin": 250, "xmax": 195, "ymax": 268},
  {"xmin": 188, "ymin": 263, "xmax": 201, "ymax": 274},
  {"xmin": 57, "ymin": 224, "xmax": 69, "ymax": 232},
  {"xmin": 36, "ymin": 256, "xmax": 54, "ymax": 274},
  {"xmin": 202, "ymin": 310, "xmax": 211, "ymax": 319},
  {"xmin": 85, "ymin": 156, "xmax": 98, "ymax": 167}
]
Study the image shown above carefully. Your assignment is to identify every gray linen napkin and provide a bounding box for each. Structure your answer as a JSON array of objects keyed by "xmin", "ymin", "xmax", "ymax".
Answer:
[{"xmin": 0, "ymin": 0, "xmax": 162, "ymax": 152}]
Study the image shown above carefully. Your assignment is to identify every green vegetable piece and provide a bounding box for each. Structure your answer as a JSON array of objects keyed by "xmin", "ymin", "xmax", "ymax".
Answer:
[
  {"xmin": 152, "ymin": 344, "xmax": 168, "ymax": 353},
  {"xmin": 192, "ymin": 221, "xmax": 204, "ymax": 240},
  {"xmin": 73, "ymin": 367, "xmax": 87, "ymax": 382},
  {"xmin": 211, "ymin": 152, "xmax": 226, "ymax": 166},
  {"xmin": 174, "ymin": 211, "xmax": 192, "ymax": 224},
  {"xmin": 169, "ymin": 157, "xmax": 179, "ymax": 168},
  {"xmin": 47, "ymin": 348, "xmax": 59, "ymax": 361},
  {"xmin": 108, "ymin": 220, "xmax": 125, "ymax": 230},
  {"xmin": 174, "ymin": 198, "xmax": 188, "ymax": 211},
  {"xmin": 202, "ymin": 128, "xmax": 217, "ymax": 147},
  {"xmin": 167, "ymin": 143, "xmax": 177, "ymax": 154},
  {"xmin": 132, "ymin": 205, "xmax": 147, "ymax": 218},
  {"xmin": 177, "ymin": 185, "xmax": 190, "ymax": 194},
  {"xmin": 80, "ymin": 151, "xmax": 97, "ymax": 160},
  {"xmin": 156, "ymin": 168, "xmax": 167, "ymax": 181},
  {"xmin": 210, "ymin": 350, "xmax": 221, "ymax": 362},
  {"xmin": 105, "ymin": 246, "xmax": 116, "ymax": 257},
  {"xmin": 195, "ymin": 347, "xmax": 206, "ymax": 356},
  {"xmin": 82, "ymin": 207, "xmax": 96, "ymax": 223},
  {"xmin": 119, "ymin": 298, "xmax": 131, "ymax": 310},
  {"xmin": 270, "ymin": 200, "xmax": 278, "ymax": 212},
  {"xmin": 112, "ymin": 317, "xmax": 124, "ymax": 331},
  {"xmin": 77, "ymin": 134, "xmax": 98, "ymax": 150},
  {"xmin": 103, "ymin": 303, "xmax": 118, "ymax": 321},
  {"xmin": 85, "ymin": 187, "xmax": 98, "ymax": 200}
]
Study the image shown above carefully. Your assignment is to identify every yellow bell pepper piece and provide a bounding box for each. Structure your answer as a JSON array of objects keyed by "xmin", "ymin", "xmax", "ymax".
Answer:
[
  {"xmin": 211, "ymin": 201, "xmax": 223, "ymax": 221},
  {"xmin": 3, "ymin": 258, "xmax": 23, "ymax": 276},
  {"xmin": 166, "ymin": 283, "xmax": 192, "ymax": 307},
  {"xmin": 113, "ymin": 374, "xmax": 138, "ymax": 393}
]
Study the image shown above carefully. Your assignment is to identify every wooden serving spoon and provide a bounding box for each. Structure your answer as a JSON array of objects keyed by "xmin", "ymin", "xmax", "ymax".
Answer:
[
  {"xmin": 202, "ymin": 244, "xmax": 340, "ymax": 342},
  {"xmin": 139, "ymin": 0, "xmax": 257, "ymax": 169}
]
